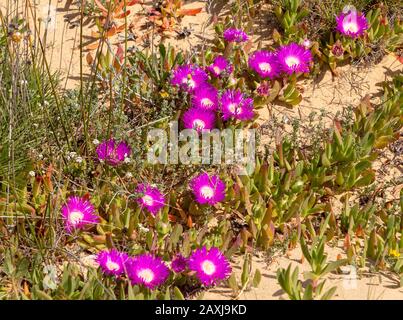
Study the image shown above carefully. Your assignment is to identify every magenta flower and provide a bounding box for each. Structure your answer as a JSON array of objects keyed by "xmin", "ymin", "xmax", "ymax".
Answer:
[
  {"xmin": 96, "ymin": 249, "xmax": 128, "ymax": 277},
  {"xmin": 223, "ymin": 28, "xmax": 249, "ymax": 43},
  {"xmin": 221, "ymin": 89, "xmax": 254, "ymax": 121},
  {"xmin": 136, "ymin": 183, "xmax": 165, "ymax": 216},
  {"xmin": 248, "ymin": 50, "xmax": 280, "ymax": 79},
  {"xmin": 171, "ymin": 254, "xmax": 188, "ymax": 273},
  {"xmin": 190, "ymin": 173, "xmax": 226, "ymax": 205},
  {"xmin": 61, "ymin": 196, "xmax": 99, "ymax": 232},
  {"xmin": 189, "ymin": 247, "xmax": 231, "ymax": 286},
  {"xmin": 127, "ymin": 254, "xmax": 170, "ymax": 289},
  {"xmin": 182, "ymin": 107, "xmax": 216, "ymax": 133},
  {"xmin": 207, "ymin": 56, "xmax": 233, "ymax": 78},
  {"xmin": 192, "ymin": 84, "xmax": 219, "ymax": 111},
  {"xmin": 171, "ymin": 64, "xmax": 208, "ymax": 92},
  {"xmin": 277, "ymin": 43, "xmax": 312, "ymax": 74},
  {"xmin": 96, "ymin": 139, "xmax": 131, "ymax": 166},
  {"xmin": 336, "ymin": 11, "xmax": 368, "ymax": 38}
]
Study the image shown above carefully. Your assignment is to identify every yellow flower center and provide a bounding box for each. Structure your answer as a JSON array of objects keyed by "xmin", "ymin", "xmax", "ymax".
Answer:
[
  {"xmin": 142, "ymin": 195, "xmax": 154, "ymax": 206},
  {"xmin": 106, "ymin": 259, "xmax": 120, "ymax": 271},
  {"xmin": 201, "ymin": 260, "xmax": 216, "ymax": 275},
  {"xmin": 138, "ymin": 268, "xmax": 155, "ymax": 283},
  {"xmin": 285, "ymin": 56, "xmax": 300, "ymax": 67},
  {"xmin": 258, "ymin": 62, "xmax": 272, "ymax": 72},
  {"xmin": 69, "ymin": 210, "xmax": 84, "ymax": 225},
  {"xmin": 213, "ymin": 66, "xmax": 221, "ymax": 74},
  {"xmin": 200, "ymin": 186, "xmax": 214, "ymax": 199}
]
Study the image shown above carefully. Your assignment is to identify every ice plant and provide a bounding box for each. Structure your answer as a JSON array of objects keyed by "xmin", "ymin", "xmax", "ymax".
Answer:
[
  {"xmin": 221, "ymin": 89, "xmax": 254, "ymax": 121},
  {"xmin": 127, "ymin": 254, "xmax": 170, "ymax": 289},
  {"xmin": 207, "ymin": 56, "xmax": 233, "ymax": 78},
  {"xmin": 192, "ymin": 84, "xmax": 219, "ymax": 111},
  {"xmin": 188, "ymin": 247, "xmax": 231, "ymax": 286},
  {"xmin": 182, "ymin": 107, "xmax": 216, "ymax": 133},
  {"xmin": 96, "ymin": 139, "xmax": 131, "ymax": 166},
  {"xmin": 190, "ymin": 173, "xmax": 226, "ymax": 205},
  {"xmin": 223, "ymin": 28, "xmax": 249, "ymax": 43},
  {"xmin": 248, "ymin": 50, "xmax": 280, "ymax": 79},
  {"xmin": 136, "ymin": 183, "xmax": 165, "ymax": 216},
  {"xmin": 171, "ymin": 254, "xmax": 188, "ymax": 273},
  {"xmin": 257, "ymin": 81, "xmax": 270, "ymax": 97},
  {"xmin": 171, "ymin": 64, "xmax": 208, "ymax": 92},
  {"xmin": 336, "ymin": 11, "xmax": 368, "ymax": 38},
  {"xmin": 96, "ymin": 249, "xmax": 128, "ymax": 277},
  {"xmin": 276, "ymin": 43, "xmax": 312, "ymax": 74},
  {"xmin": 332, "ymin": 40, "xmax": 344, "ymax": 57},
  {"xmin": 61, "ymin": 196, "xmax": 99, "ymax": 232}
]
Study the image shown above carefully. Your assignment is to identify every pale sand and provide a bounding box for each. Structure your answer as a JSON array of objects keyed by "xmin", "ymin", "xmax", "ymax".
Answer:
[{"xmin": 204, "ymin": 245, "xmax": 403, "ymax": 300}]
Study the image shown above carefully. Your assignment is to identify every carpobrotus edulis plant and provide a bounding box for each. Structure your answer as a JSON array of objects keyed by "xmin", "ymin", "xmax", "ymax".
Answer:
[
  {"xmin": 248, "ymin": 50, "xmax": 280, "ymax": 79},
  {"xmin": 182, "ymin": 107, "xmax": 216, "ymax": 132},
  {"xmin": 190, "ymin": 173, "xmax": 226, "ymax": 205},
  {"xmin": 96, "ymin": 249, "xmax": 129, "ymax": 277},
  {"xmin": 336, "ymin": 11, "xmax": 369, "ymax": 38},
  {"xmin": 188, "ymin": 247, "xmax": 232, "ymax": 286},
  {"xmin": 96, "ymin": 139, "xmax": 131, "ymax": 166},
  {"xmin": 127, "ymin": 254, "xmax": 170, "ymax": 289},
  {"xmin": 136, "ymin": 183, "xmax": 166, "ymax": 216},
  {"xmin": 221, "ymin": 89, "xmax": 254, "ymax": 121},
  {"xmin": 171, "ymin": 64, "xmax": 208, "ymax": 92},
  {"xmin": 207, "ymin": 56, "xmax": 233, "ymax": 78},
  {"xmin": 223, "ymin": 28, "xmax": 249, "ymax": 43},
  {"xmin": 276, "ymin": 43, "xmax": 313, "ymax": 74},
  {"xmin": 61, "ymin": 196, "xmax": 99, "ymax": 233},
  {"xmin": 192, "ymin": 84, "xmax": 219, "ymax": 111}
]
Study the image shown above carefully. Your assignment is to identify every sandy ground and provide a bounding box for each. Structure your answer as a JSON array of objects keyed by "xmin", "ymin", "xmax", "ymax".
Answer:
[
  {"xmin": 0, "ymin": 0, "xmax": 214, "ymax": 89},
  {"xmin": 1, "ymin": 0, "xmax": 402, "ymax": 300},
  {"xmin": 204, "ymin": 244, "xmax": 403, "ymax": 300}
]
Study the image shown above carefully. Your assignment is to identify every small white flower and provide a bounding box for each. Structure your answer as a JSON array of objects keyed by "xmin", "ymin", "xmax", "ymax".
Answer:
[
  {"xmin": 125, "ymin": 172, "xmax": 133, "ymax": 178},
  {"xmin": 29, "ymin": 171, "xmax": 35, "ymax": 177},
  {"xmin": 38, "ymin": 154, "xmax": 43, "ymax": 159},
  {"xmin": 75, "ymin": 156, "xmax": 83, "ymax": 163},
  {"xmin": 93, "ymin": 139, "xmax": 100, "ymax": 145}
]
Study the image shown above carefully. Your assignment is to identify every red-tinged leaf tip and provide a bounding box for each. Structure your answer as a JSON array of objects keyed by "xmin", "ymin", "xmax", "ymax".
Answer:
[{"xmin": 178, "ymin": 8, "xmax": 203, "ymax": 16}]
